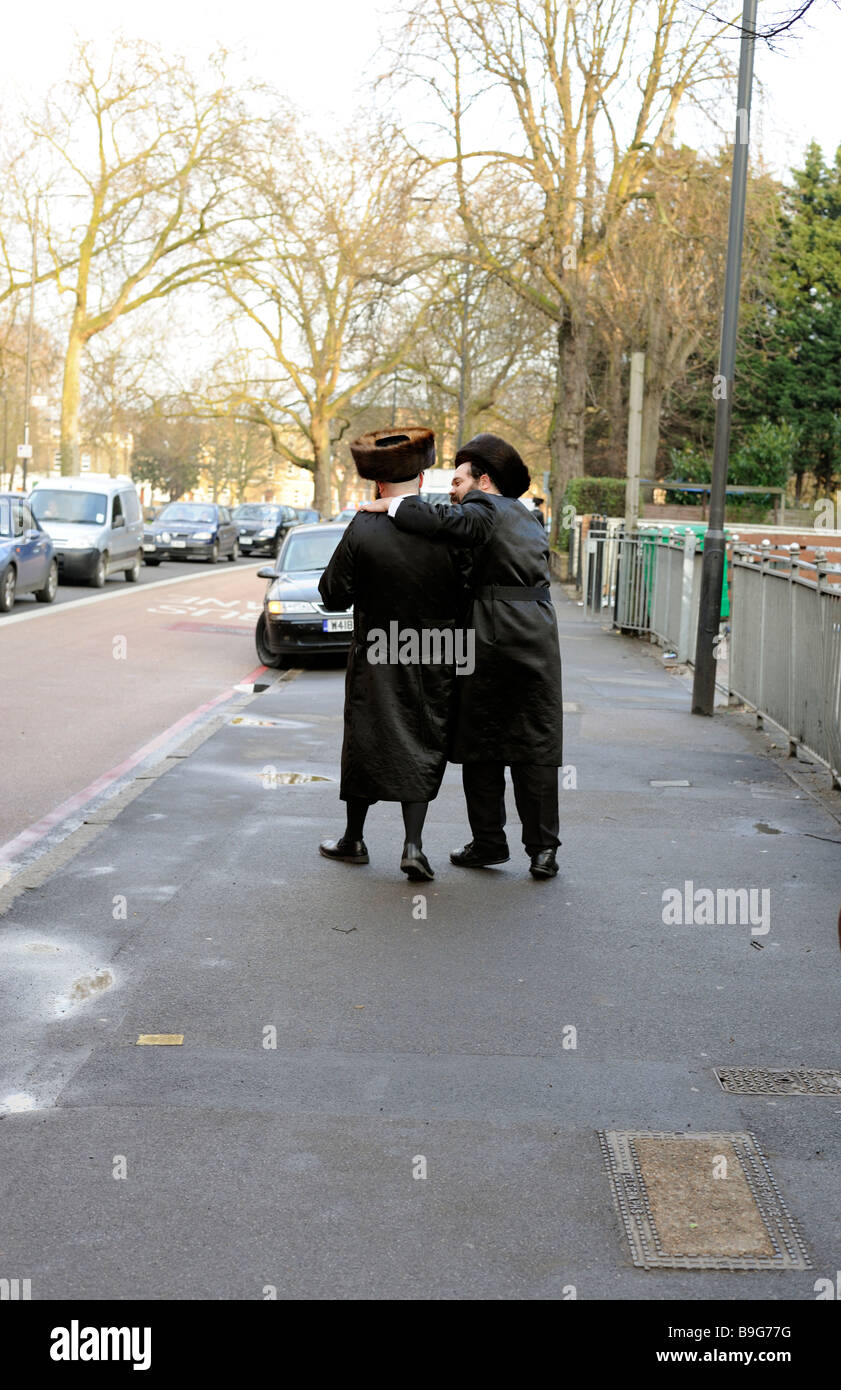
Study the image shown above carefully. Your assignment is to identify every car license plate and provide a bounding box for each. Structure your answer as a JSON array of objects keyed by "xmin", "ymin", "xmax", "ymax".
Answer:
[
  {"xmin": 143, "ymin": 543, "xmax": 156, "ymax": 552},
  {"xmin": 240, "ymin": 537, "xmax": 252, "ymax": 545},
  {"xmin": 324, "ymin": 618, "xmax": 353, "ymax": 633},
  {"xmin": 171, "ymin": 540, "xmax": 186, "ymax": 548}
]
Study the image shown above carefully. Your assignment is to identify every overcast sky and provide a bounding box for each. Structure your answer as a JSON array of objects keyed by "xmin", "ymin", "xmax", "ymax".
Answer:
[{"xmin": 1, "ymin": 0, "xmax": 838, "ymax": 178}]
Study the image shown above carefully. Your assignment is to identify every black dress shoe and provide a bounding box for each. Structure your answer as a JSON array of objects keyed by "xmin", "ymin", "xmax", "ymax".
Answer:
[
  {"xmin": 400, "ymin": 842, "xmax": 434, "ymax": 881},
  {"xmin": 319, "ymin": 837, "xmax": 369, "ymax": 864},
  {"xmin": 450, "ymin": 841, "xmax": 510, "ymax": 868},
  {"xmin": 529, "ymin": 849, "xmax": 559, "ymax": 879}
]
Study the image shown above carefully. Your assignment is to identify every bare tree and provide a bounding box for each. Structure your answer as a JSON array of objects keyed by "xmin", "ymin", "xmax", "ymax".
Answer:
[
  {"xmin": 593, "ymin": 145, "xmax": 780, "ymax": 477},
  {"xmin": 28, "ymin": 39, "xmax": 257, "ymax": 474},
  {"xmin": 207, "ymin": 115, "xmax": 441, "ymax": 514},
  {"xmin": 392, "ymin": 0, "xmax": 732, "ymax": 536}
]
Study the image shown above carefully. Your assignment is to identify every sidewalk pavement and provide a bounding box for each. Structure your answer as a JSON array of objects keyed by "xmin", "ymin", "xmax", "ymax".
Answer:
[{"xmin": 1, "ymin": 583, "xmax": 839, "ymax": 1300}]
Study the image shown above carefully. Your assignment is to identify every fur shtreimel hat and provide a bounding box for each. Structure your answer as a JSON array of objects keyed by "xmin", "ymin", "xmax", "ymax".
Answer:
[
  {"xmin": 349, "ymin": 428, "xmax": 435, "ymax": 483},
  {"xmin": 455, "ymin": 433, "xmax": 531, "ymax": 498}
]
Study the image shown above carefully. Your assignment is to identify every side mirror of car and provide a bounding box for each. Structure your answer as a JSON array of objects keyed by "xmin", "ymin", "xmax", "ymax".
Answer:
[{"xmin": 257, "ymin": 566, "xmax": 277, "ymax": 580}]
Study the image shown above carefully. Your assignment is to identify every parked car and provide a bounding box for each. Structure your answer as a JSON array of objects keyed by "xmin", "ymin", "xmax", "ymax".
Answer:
[
  {"xmin": 231, "ymin": 503, "xmax": 299, "ymax": 557},
  {"xmin": 29, "ymin": 475, "xmax": 143, "ymax": 586},
  {"xmin": 142, "ymin": 502, "xmax": 240, "ymax": 565},
  {"xmin": 255, "ymin": 522, "xmax": 351, "ymax": 668},
  {"xmin": 331, "ymin": 507, "xmax": 359, "ymax": 523},
  {"xmin": 295, "ymin": 507, "xmax": 322, "ymax": 525},
  {"xmin": 0, "ymin": 493, "xmax": 57, "ymax": 612}
]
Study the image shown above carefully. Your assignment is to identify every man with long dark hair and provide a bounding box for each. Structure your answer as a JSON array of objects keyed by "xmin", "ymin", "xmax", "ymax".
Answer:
[{"xmin": 363, "ymin": 433, "xmax": 564, "ymax": 880}]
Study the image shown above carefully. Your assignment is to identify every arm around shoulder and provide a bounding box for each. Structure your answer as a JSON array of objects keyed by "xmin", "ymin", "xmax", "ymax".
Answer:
[{"xmin": 391, "ymin": 491, "xmax": 497, "ymax": 547}]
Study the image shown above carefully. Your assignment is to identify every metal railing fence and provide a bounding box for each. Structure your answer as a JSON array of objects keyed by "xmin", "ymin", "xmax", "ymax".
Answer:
[{"xmin": 729, "ymin": 543, "xmax": 841, "ymax": 786}]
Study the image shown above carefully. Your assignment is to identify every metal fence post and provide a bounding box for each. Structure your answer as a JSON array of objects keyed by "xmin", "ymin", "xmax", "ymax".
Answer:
[
  {"xmin": 787, "ymin": 544, "xmax": 799, "ymax": 757},
  {"xmin": 677, "ymin": 530, "xmax": 697, "ymax": 663},
  {"xmin": 756, "ymin": 539, "xmax": 769, "ymax": 730}
]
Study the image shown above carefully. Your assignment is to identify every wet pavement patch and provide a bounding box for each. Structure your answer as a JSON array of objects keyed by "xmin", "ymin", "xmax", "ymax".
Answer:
[
  {"xmin": 715, "ymin": 1067, "xmax": 841, "ymax": 1095},
  {"xmin": 229, "ymin": 716, "xmax": 287, "ymax": 727},
  {"xmin": 599, "ymin": 1130, "xmax": 810, "ymax": 1270},
  {"xmin": 256, "ymin": 772, "xmax": 333, "ymax": 784}
]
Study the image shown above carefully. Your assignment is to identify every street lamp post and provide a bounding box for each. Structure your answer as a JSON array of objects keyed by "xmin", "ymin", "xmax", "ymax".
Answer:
[{"xmin": 691, "ymin": 0, "xmax": 757, "ymax": 715}]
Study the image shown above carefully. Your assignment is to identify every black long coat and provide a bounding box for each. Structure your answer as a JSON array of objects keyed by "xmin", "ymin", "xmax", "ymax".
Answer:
[
  {"xmin": 391, "ymin": 491, "xmax": 564, "ymax": 765},
  {"xmin": 319, "ymin": 512, "xmax": 468, "ymax": 802}
]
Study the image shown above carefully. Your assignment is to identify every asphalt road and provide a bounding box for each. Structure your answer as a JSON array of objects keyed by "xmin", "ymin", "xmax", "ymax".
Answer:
[
  {"xmin": 0, "ymin": 558, "xmax": 269, "ymax": 855},
  {"xmin": 8, "ymin": 554, "xmax": 259, "ymax": 610}
]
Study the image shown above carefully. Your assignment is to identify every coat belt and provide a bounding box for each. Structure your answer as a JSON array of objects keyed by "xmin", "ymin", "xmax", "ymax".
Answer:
[{"xmin": 477, "ymin": 584, "xmax": 550, "ymax": 601}]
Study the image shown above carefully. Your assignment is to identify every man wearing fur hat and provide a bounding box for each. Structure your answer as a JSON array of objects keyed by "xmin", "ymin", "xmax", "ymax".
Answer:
[
  {"xmin": 362, "ymin": 432, "xmax": 564, "ymax": 880},
  {"xmin": 317, "ymin": 427, "xmax": 467, "ymax": 881}
]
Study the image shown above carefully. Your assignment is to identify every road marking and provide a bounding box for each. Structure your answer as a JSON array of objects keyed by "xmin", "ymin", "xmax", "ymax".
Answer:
[
  {"xmin": 0, "ymin": 561, "xmax": 263, "ymax": 627},
  {"xmin": 136, "ymin": 1034, "xmax": 184, "ymax": 1045},
  {"xmin": 168, "ymin": 621, "xmax": 254, "ymax": 636},
  {"xmin": 0, "ymin": 662, "xmax": 266, "ymax": 867}
]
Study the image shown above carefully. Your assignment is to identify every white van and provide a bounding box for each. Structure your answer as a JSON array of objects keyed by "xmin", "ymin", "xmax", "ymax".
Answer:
[{"xmin": 29, "ymin": 475, "xmax": 144, "ymax": 587}]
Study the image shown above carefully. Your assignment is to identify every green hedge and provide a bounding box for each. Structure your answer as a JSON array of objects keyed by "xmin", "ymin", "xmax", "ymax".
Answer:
[{"xmin": 562, "ymin": 477, "xmax": 626, "ymax": 516}]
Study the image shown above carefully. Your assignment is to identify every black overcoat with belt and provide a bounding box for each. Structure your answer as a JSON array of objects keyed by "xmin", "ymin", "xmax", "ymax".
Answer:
[
  {"xmin": 391, "ymin": 491, "xmax": 564, "ymax": 765},
  {"xmin": 318, "ymin": 511, "xmax": 468, "ymax": 802}
]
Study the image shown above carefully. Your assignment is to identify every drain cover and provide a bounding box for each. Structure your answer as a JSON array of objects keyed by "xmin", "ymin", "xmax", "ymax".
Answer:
[
  {"xmin": 599, "ymin": 1130, "xmax": 810, "ymax": 1270},
  {"xmin": 715, "ymin": 1068, "xmax": 841, "ymax": 1095}
]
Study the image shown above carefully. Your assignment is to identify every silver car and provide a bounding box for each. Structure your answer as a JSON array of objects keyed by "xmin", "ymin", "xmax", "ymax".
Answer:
[{"xmin": 29, "ymin": 475, "xmax": 144, "ymax": 587}]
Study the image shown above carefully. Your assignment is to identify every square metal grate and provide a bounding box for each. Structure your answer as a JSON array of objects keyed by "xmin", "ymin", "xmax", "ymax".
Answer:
[
  {"xmin": 599, "ymin": 1129, "xmax": 810, "ymax": 1271},
  {"xmin": 715, "ymin": 1067, "xmax": 841, "ymax": 1095}
]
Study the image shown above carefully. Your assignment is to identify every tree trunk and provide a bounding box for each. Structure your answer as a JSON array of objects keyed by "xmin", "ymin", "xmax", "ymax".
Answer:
[
  {"xmin": 311, "ymin": 416, "xmax": 332, "ymax": 516},
  {"xmin": 60, "ymin": 323, "xmax": 84, "ymax": 476},
  {"xmin": 549, "ymin": 314, "xmax": 588, "ymax": 544},
  {"xmin": 640, "ymin": 378, "xmax": 665, "ymax": 482}
]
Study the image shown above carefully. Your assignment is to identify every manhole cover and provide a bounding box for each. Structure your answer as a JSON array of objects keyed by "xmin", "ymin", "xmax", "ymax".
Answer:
[
  {"xmin": 715, "ymin": 1068, "xmax": 841, "ymax": 1095},
  {"xmin": 599, "ymin": 1130, "xmax": 810, "ymax": 1270}
]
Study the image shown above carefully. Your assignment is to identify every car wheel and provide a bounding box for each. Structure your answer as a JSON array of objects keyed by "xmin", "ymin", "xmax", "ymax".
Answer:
[
  {"xmin": 228, "ymin": 539, "xmax": 240, "ymax": 562},
  {"xmin": 125, "ymin": 551, "xmax": 142, "ymax": 582},
  {"xmin": 208, "ymin": 542, "xmax": 219, "ymax": 565},
  {"xmin": 0, "ymin": 565, "xmax": 16, "ymax": 613},
  {"xmin": 35, "ymin": 559, "xmax": 58, "ymax": 604},
  {"xmin": 256, "ymin": 612, "xmax": 285, "ymax": 668},
  {"xmin": 90, "ymin": 552, "xmax": 108, "ymax": 588}
]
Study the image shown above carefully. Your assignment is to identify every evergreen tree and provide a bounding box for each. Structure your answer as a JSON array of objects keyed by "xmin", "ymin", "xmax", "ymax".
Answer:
[{"xmin": 739, "ymin": 141, "xmax": 841, "ymax": 497}]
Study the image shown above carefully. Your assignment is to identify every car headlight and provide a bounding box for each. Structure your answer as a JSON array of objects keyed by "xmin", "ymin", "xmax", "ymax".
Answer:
[
  {"xmin": 192, "ymin": 531, "xmax": 213, "ymax": 540},
  {"xmin": 267, "ymin": 600, "xmax": 318, "ymax": 615},
  {"xmin": 258, "ymin": 528, "xmax": 275, "ymax": 537},
  {"xmin": 160, "ymin": 531, "xmax": 171, "ymax": 542}
]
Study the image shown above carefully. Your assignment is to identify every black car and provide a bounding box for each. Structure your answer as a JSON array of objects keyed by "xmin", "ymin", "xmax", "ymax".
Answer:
[
  {"xmin": 255, "ymin": 523, "xmax": 351, "ymax": 668},
  {"xmin": 143, "ymin": 502, "xmax": 240, "ymax": 564},
  {"xmin": 232, "ymin": 503, "xmax": 299, "ymax": 557}
]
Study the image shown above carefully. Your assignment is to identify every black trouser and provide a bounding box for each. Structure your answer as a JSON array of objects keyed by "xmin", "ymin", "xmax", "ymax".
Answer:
[{"xmin": 462, "ymin": 762, "xmax": 560, "ymax": 856}]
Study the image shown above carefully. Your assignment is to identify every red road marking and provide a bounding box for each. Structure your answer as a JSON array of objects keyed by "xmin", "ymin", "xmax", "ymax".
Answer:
[{"xmin": 0, "ymin": 662, "xmax": 266, "ymax": 868}]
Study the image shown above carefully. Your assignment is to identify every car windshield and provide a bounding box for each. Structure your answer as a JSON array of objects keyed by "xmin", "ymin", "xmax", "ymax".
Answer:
[
  {"xmin": 30, "ymin": 489, "xmax": 108, "ymax": 525},
  {"xmin": 233, "ymin": 505, "xmax": 277, "ymax": 520},
  {"xmin": 281, "ymin": 529, "xmax": 344, "ymax": 573},
  {"xmin": 157, "ymin": 504, "xmax": 216, "ymax": 524},
  {"xmin": 0, "ymin": 500, "xmax": 11, "ymax": 536}
]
